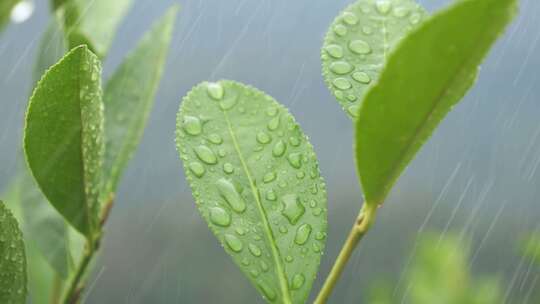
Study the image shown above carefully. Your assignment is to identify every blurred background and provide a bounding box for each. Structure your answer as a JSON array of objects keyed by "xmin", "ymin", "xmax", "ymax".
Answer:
[{"xmin": 1, "ymin": 0, "xmax": 539, "ymax": 303}]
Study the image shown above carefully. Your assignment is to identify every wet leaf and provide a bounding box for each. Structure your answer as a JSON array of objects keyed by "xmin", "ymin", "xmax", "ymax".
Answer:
[
  {"xmin": 0, "ymin": 200, "xmax": 27, "ymax": 304},
  {"xmin": 24, "ymin": 45, "xmax": 104, "ymax": 239},
  {"xmin": 322, "ymin": 0, "xmax": 427, "ymax": 119},
  {"xmin": 102, "ymin": 5, "xmax": 178, "ymax": 197},
  {"xmin": 62, "ymin": 0, "xmax": 132, "ymax": 57},
  {"xmin": 176, "ymin": 81, "xmax": 328, "ymax": 304},
  {"xmin": 355, "ymin": 0, "xmax": 518, "ymax": 205}
]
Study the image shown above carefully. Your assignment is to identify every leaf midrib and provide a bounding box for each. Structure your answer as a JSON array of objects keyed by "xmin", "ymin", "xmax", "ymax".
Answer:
[{"xmin": 221, "ymin": 109, "xmax": 293, "ymax": 304}]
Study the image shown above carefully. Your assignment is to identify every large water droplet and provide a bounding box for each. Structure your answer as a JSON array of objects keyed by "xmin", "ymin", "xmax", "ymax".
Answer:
[
  {"xmin": 332, "ymin": 78, "xmax": 352, "ymax": 90},
  {"xmin": 342, "ymin": 12, "xmax": 358, "ymax": 25},
  {"xmin": 267, "ymin": 116, "xmax": 280, "ymax": 131},
  {"xmin": 348, "ymin": 40, "xmax": 372, "ymax": 55},
  {"xmin": 263, "ymin": 172, "xmax": 277, "ymax": 183},
  {"xmin": 347, "ymin": 105, "xmax": 361, "ymax": 118},
  {"xmin": 188, "ymin": 162, "xmax": 205, "ymax": 178},
  {"xmin": 352, "ymin": 72, "xmax": 371, "ymax": 84},
  {"xmin": 333, "ymin": 24, "xmax": 347, "ymax": 36},
  {"xmin": 209, "ymin": 207, "xmax": 231, "ymax": 227},
  {"xmin": 207, "ymin": 82, "xmax": 224, "ymax": 100},
  {"xmin": 248, "ymin": 244, "xmax": 262, "ymax": 257},
  {"xmin": 258, "ymin": 281, "xmax": 277, "ymax": 301},
  {"xmin": 194, "ymin": 145, "xmax": 217, "ymax": 164},
  {"xmin": 325, "ymin": 44, "xmax": 344, "ymax": 59},
  {"xmin": 256, "ymin": 132, "xmax": 271, "ymax": 144},
  {"xmin": 216, "ymin": 179, "xmax": 246, "ymax": 213},
  {"xmin": 182, "ymin": 116, "xmax": 202, "ymax": 135},
  {"xmin": 281, "ymin": 194, "xmax": 305, "ymax": 225},
  {"xmin": 375, "ymin": 0, "xmax": 392, "ymax": 15},
  {"xmin": 294, "ymin": 224, "xmax": 312, "ymax": 245},
  {"xmin": 272, "ymin": 140, "xmax": 286, "ymax": 157},
  {"xmin": 291, "ymin": 274, "xmax": 305, "ymax": 290},
  {"xmin": 287, "ymin": 153, "xmax": 302, "ymax": 169},
  {"xmin": 224, "ymin": 234, "xmax": 243, "ymax": 252},
  {"xmin": 329, "ymin": 61, "xmax": 353, "ymax": 75}
]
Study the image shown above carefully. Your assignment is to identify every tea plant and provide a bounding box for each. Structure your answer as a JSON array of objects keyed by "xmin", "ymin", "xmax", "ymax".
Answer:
[{"xmin": 175, "ymin": 0, "xmax": 517, "ymax": 303}]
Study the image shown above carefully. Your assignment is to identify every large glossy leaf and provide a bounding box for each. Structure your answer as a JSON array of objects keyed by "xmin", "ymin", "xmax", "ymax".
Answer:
[
  {"xmin": 102, "ymin": 5, "xmax": 178, "ymax": 197},
  {"xmin": 355, "ymin": 0, "xmax": 518, "ymax": 205},
  {"xmin": 322, "ymin": 0, "xmax": 427, "ymax": 119},
  {"xmin": 0, "ymin": 0, "xmax": 19, "ymax": 32},
  {"xmin": 0, "ymin": 200, "xmax": 27, "ymax": 304},
  {"xmin": 24, "ymin": 45, "xmax": 104, "ymax": 239},
  {"xmin": 62, "ymin": 0, "xmax": 132, "ymax": 57},
  {"xmin": 176, "ymin": 81, "xmax": 328, "ymax": 303}
]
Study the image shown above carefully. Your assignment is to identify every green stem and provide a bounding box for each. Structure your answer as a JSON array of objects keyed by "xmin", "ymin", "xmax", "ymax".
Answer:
[
  {"xmin": 314, "ymin": 203, "xmax": 378, "ymax": 304},
  {"xmin": 49, "ymin": 274, "xmax": 63, "ymax": 304}
]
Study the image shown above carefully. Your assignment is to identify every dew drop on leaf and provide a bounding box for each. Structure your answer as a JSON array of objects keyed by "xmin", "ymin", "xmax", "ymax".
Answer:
[
  {"xmin": 224, "ymin": 234, "xmax": 243, "ymax": 252},
  {"xmin": 324, "ymin": 44, "xmax": 344, "ymax": 59},
  {"xmin": 209, "ymin": 207, "xmax": 231, "ymax": 227},
  {"xmin": 248, "ymin": 243, "xmax": 262, "ymax": 257},
  {"xmin": 216, "ymin": 178, "xmax": 246, "ymax": 213},
  {"xmin": 281, "ymin": 194, "xmax": 305, "ymax": 225},
  {"xmin": 291, "ymin": 274, "xmax": 305, "ymax": 290},
  {"xmin": 194, "ymin": 145, "xmax": 218, "ymax": 164},
  {"xmin": 207, "ymin": 82, "xmax": 224, "ymax": 100},
  {"xmin": 348, "ymin": 39, "xmax": 372, "ymax": 55},
  {"xmin": 294, "ymin": 224, "xmax": 312, "ymax": 245},
  {"xmin": 188, "ymin": 162, "xmax": 206, "ymax": 178}
]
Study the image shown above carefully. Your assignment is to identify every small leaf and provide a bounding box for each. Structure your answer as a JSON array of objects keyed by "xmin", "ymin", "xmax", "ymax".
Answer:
[
  {"xmin": 62, "ymin": 0, "xmax": 132, "ymax": 57},
  {"xmin": 176, "ymin": 81, "xmax": 328, "ymax": 304},
  {"xmin": 102, "ymin": 5, "xmax": 178, "ymax": 197},
  {"xmin": 24, "ymin": 45, "xmax": 104, "ymax": 238},
  {"xmin": 0, "ymin": 200, "xmax": 27, "ymax": 304},
  {"xmin": 355, "ymin": 0, "xmax": 518, "ymax": 205},
  {"xmin": 322, "ymin": 0, "xmax": 427, "ymax": 119}
]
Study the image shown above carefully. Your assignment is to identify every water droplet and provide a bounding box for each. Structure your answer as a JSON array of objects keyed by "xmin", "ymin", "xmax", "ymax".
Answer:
[
  {"xmin": 258, "ymin": 281, "xmax": 277, "ymax": 301},
  {"xmin": 342, "ymin": 12, "xmax": 358, "ymax": 25},
  {"xmin": 208, "ymin": 134, "xmax": 222, "ymax": 144},
  {"xmin": 332, "ymin": 78, "xmax": 352, "ymax": 90},
  {"xmin": 188, "ymin": 162, "xmax": 205, "ymax": 177},
  {"xmin": 207, "ymin": 82, "xmax": 224, "ymax": 100},
  {"xmin": 325, "ymin": 44, "xmax": 344, "ymax": 59},
  {"xmin": 194, "ymin": 145, "xmax": 217, "ymax": 164},
  {"xmin": 266, "ymin": 190, "xmax": 277, "ymax": 201},
  {"xmin": 256, "ymin": 132, "xmax": 271, "ymax": 144},
  {"xmin": 224, "ymin": 234, "xmax": 243, "ymax": 252},
  {"xmin": 279, "ymin": 225, "xmax": 288, "ymax": 233},
  {"xmin": 267, "ymin": 116, "xmax": 280, "ymax": 131},
  {"xmin": 291, "ymin": 274, "xmax": 305, "ymax": 290},
  {"xmin": 182, "ymin": 116, "xmax": 202, "ymax": 135},
  {"xmin": 266, "ymin": 107, "xmax": 278, "ymax": 116},
  {"xmin": 248, "ymin": 244, "xmax": 262, "ymax": 257},
  {"xmin": 281, "ymin": 194, "xmax": 305, "ymax": 225},
  {"xmin": 263, "ymin": 172, "xmax": 277, "ymax": 183},
  {"xmin": 348, "ymin": 40, "xmax": 372, "ymax": 55},
  {"xmin": 209, "ymin": 207, "xmax": 231, "ymax": 227},
  {"xmin": 376, "ymin": 0, "xmax": 392, "ymax": 15},
  {"xmin": 285, "ymin": 255, "xmax": 294, "ymax": 263},
  {"xmin": 216, "ymin": 179, "xmax": 246, "ymax": 213},
  {"xmin": 312, "ymin": 207, "xmax": 323, "ymax": 216},
  {"xmin": 296, "ymin": 171, "xmax": 305, "ymax": 179},
  {"xmin": 223, "ymin": 163, "xmax": 234, "ymax": 174},
  {"xmin": 289, "ymin": 136, "xmax": 300, "ymax": 147},
  {"xmin": 347, "ymin": 105, "xmax": 360, "ymax": 118},
  {"xmin": 312, "ymin": 242, "xmax": 322, "ymax": 253},
  {"xmin": 352, "ymin": 72, "xmax": 371, "ymax": 84},
  {"xmin": 269, "ymin": 142, "xmax": 285, "ymax": 159},
  {"xmin": 287, "ymin": 153, "xmax": 302, "ymax": 169},
  {"xmin": 315, "ymin": 232, "xmax": 326, "ymax": 240},
  {"xmin": 333, "ymin": 24, "xmax": 347, "ymax": 36},
  {"xmin": 250, "ymin": 268, "xmax": 260, "ymax": 277},
  {"xmin": 393, "ymin": 6, "xmax": 410, "ymax": 17},
  {"xmin": 329, "ymin": 61, "xmax": 353, "ymax": 75},
  {"xmin": 294, "ymin": 224, "xmax": 312, "ymax": 245},
  {"xmin": 220, "ymin": 96, "xmax": 238, "ymax": 110},
  {"xmin": 218, "ymin": 148, "xmax": 227, "ymax": 157},
  {"xmin": 241, "ymin": 258, "xmax": 250, "ymax": 266}
]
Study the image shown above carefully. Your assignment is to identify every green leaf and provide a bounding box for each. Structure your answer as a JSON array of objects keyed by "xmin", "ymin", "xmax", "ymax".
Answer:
[
  {"xmin": 322, "ymin": 0, "xmax": 427, "ymax": 119},
  {"xmin": 176, "ymin": 81, "xmax": 328, "ymax": 304},
  {"xmin": 0, "ymin": 0, "xmax": 19, "ymax": 32},
  {"xmin": 62, "ymin": 0, "xmax": 132, "ymax": 57},
  {"xmin": 24, "ymin": 45, "xmax": 104, "ymax": 239},
  {"xmin": 0, "ymin": 200, "xmax": 27, "ymax": 304},
  {"xmin": 355, "ymin": 0, "xmax": 518, "ymax": 205},
  {"xmin": 33, "ymin": 16, "xmax": 67, "ymax": 86},
  {"xmin": 102, "ymin": 5, "xmax": 178, "ymax": 197}
]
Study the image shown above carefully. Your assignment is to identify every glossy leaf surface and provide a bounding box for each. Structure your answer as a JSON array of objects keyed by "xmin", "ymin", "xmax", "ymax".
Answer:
[
  {"xmin": 322, "ymin": 0, "xmax": 427, "ymax": 119},
  {"xmin": 355, "ymin": 0, "xmax": 518, "ymax": 205},
  {"xmin": 0, "ymin": 200, "xmax": 27, "ymax": 304},
  {"xmin": 176, "ymin": 81, "xmax": 327, "ymax": 303},
  {"xmin": 102, "ymin": 5, "xmax": 178, "ymax": 197},
  {"xmin": 24, "ymin": 45, "xmax": 104, "ymax": 238}
]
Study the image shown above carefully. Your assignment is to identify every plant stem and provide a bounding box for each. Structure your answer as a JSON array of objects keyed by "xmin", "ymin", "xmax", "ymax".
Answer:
[
  {"xmin": 49, "ymin": 274, "xmax": 63, "ymax": 304},
  {"xmin": 314, "ymin": 202, "xmax": 378, "ymax": 304}
]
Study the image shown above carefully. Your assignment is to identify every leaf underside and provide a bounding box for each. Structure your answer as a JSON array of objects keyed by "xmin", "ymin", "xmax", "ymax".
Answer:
[
  {"xmin": 24, "ymin": 45, "xmax": 104, "ymax": 238},
  {"xmin": 355, "ymin": 0, "xmax": 518, "ymax": 205},
  {"xmin": 102, "ymin": 5, "xmax": 178, "ymax": 197},
  {"xmin": 0, "ymin": 200, "xmax": 27, "ymax": 304},
  {"xmin": 176, "ymin": 81, "xmax": 328, "ymax": 304},
  {"xmin": 322, "ymin": 0, "xmax": 427, "ymax": 119}
]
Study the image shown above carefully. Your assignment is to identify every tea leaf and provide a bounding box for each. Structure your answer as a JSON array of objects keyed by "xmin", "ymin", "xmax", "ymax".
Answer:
[
  {"xmin": 355, "ymin": 0, "xmax": 518, "ymax": 205},
  {"xmin": 176, "ymin": 81, "xmax": 327, "ymax": 304},
  {"xmin": 102, "ymin": 5, "xmax": 178, "ymax": 197},
  {"xmin": 24, "ymin": 45, "xmax": 104, "ymax": 239},
  {"xmin": 62, "ymin": 0, "xmax": 132, "ymax": 57},
  {"xmin": 0, "ymin": 200, "xmax": 27, "ymax": 304},
  {"xmin": 322, "ymin": 0, "xmax": 427, "ymax": 119}
]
